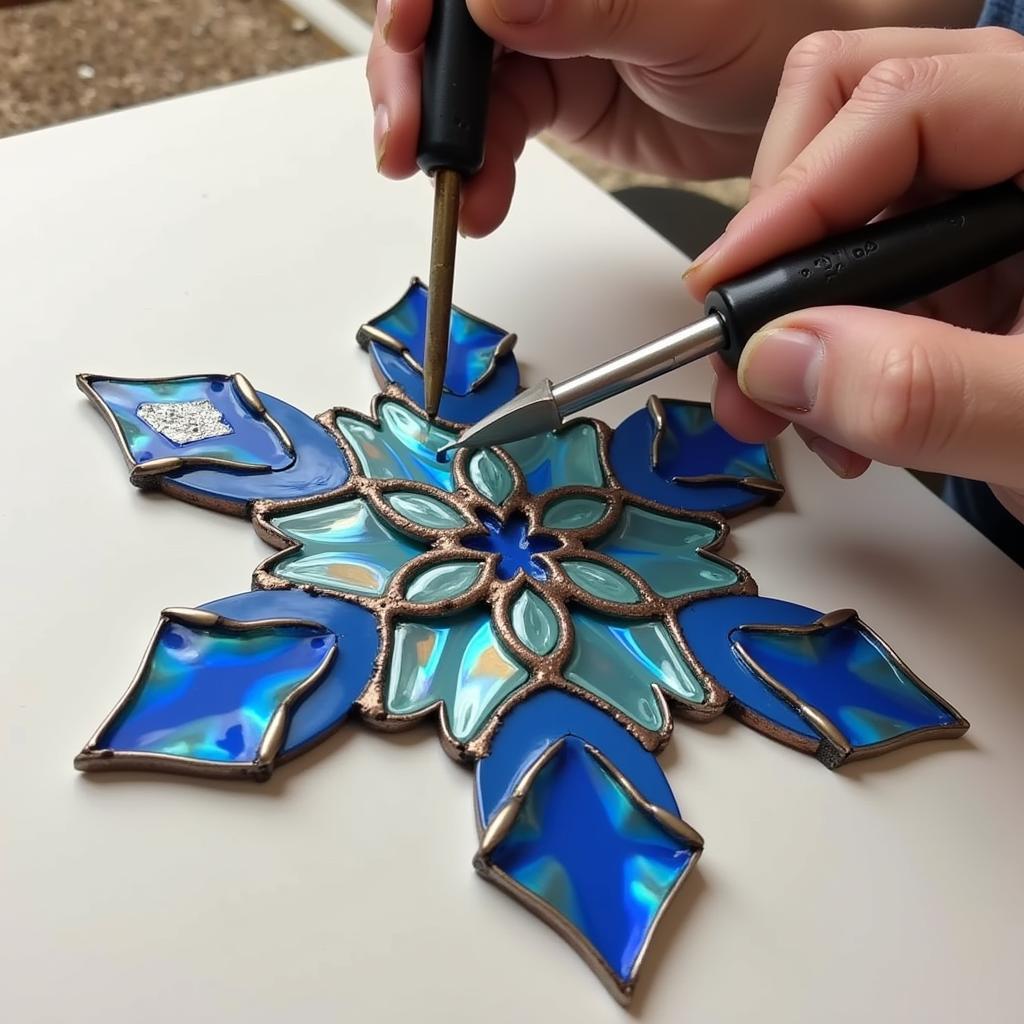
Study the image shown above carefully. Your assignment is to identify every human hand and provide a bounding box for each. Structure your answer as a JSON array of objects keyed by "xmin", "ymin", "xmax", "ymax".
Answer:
[
  {"xmin": 366, "ymin": 0, "xmax": 895, "ymax": 237},
  {"xmin": 685, "ymin": 26, "xmax": 1024, "ymax": 524}
]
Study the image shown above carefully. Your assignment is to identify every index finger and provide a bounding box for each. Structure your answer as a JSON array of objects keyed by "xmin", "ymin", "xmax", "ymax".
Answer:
[{"xmin": 686, "ymin": 51, "xmax": 1024, "ymax": 299}]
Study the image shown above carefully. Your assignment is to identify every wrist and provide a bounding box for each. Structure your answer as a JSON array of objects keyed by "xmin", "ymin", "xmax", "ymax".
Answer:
[{"xmin": 852, "ymin": 0, "xmax": 984, "ymax": 29}]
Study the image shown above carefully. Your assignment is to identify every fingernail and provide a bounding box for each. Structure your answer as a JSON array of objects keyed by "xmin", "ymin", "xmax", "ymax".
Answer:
[
  {"xmin": 807, "ymin": 435, "xmax": 854, "ymax": 478},
  {"xmin": 373, "ymin": 104, "xmax": 389, "ymax": 171},
  {"xmin": 493, "ymin": 0, "xmax": 548, "ymax": 25},
  {"xmin": 739, "ymin": 328, "xmax": 823, "ymax": 412},
  {"xmin": 682, "ymin": 236, "xmax": 726, "ymax": 281},
  {"xmin": 379, "ymin": 0, "xmax": 394, "ymax": 42}
]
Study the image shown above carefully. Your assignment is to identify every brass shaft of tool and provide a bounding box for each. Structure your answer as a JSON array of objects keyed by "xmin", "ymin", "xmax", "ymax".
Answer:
[{"xmin": 423, "ymin": 168, "xmax": 461, "ymax": 417}]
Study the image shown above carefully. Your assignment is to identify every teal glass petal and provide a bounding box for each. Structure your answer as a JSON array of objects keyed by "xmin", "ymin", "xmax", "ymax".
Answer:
[
  {"xmin": 590, "ymin": 503, "xmax": 738, "ymax": 598},
  {"xmin": 511, "ymin": 589, "xmax": 560, "ymax": 656},
  {"xmin": 405, "ymin": 561, "xmax": 484, "ymax": 604},
  {"xmin": 566, "ymin": 611, "xmax": 706, "ymax": 731},
  {"xmin": 562, "ymin": 560, "xmax": 641, "ymax": 605},
  {"xmin": 271, "ymin": 497, "xmax": 426, "ymax": 596},
  {"xmin": 385, "ymin": 492, "xmax": 466, "ymax": 529},
  {"xmin": 503, "ymin": 422, "xmax": 604, "ymax": 495},
  {"xmin": 387, "ymin": 610, "xmax": 529, "ymax": 742},
  {"xmin": 335, "ymin": 401, "xmax": 457, "ymax": 490},
  {"xmin": 98, "ymin": 616, "xmax": 335, "ymax": 764},
  {"xmin": 542, "ymin": 496, "xmax": 608, "ymax": 530},
  {"xmin": 468, "ymin": 449, "xmax": 514, "ymax": 505}
]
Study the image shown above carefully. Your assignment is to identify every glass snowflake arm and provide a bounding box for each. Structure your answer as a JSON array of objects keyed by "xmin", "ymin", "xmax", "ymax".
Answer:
[
  {"xmin": 75, "ymin": 589, "xmax": 380, "ymax": 780},
  {"xmin": 474, "ymin": 690, "xmax": 703, "ymax": 1005},
  {"xmin": 79, "ymin": 372, "xmax": 350, "ymax": 515},
  {"xmin": 678, "ymin": 595, "xmax": 969, "ymax": 767}
]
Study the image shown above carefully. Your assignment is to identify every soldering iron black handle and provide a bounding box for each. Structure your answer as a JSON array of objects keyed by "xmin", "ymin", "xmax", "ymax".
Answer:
[
  {"xmin": 706, "ymin": 182, "xmax": 1024, "ymax": 369},
  {"xmin": 417, "ymin": 0, "xmax": 493, "ymax": 177}
]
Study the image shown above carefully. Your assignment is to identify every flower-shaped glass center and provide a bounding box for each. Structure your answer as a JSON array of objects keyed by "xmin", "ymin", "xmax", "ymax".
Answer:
[{"xmin": 463, "ymin": 513, "xmax": 560, "ymax": 581}]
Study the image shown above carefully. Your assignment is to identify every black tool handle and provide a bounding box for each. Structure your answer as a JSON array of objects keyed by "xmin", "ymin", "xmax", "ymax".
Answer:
[
  {"xmin": 705, "ymin": 182, "xmax": 1024, "ymax": 369},
  {"xmin": 417, "ymin": 0, "xmax": 493, "ymax": 177}
]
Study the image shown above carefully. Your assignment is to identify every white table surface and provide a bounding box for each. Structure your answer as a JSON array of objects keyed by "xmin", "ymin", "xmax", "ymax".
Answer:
[{"xmin": 2, "ymin": 58, "xmax": 1022, "ymax": 1023}]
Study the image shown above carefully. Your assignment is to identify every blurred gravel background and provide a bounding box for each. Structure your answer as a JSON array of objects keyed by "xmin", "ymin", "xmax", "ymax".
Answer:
[{"xmin": 0, "ymin": 0, "xmax": 746, "ymax": 207}]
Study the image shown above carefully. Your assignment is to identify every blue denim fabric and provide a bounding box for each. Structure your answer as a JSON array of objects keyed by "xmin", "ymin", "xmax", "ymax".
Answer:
[{"xmin": 978, "ymin": 0, "xmax": 1024, "ymax": 31}]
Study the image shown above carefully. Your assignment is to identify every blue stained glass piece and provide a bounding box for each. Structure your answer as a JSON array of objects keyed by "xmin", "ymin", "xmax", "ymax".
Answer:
[
  {"xmin": 198, "ymin": 590, "xmax": 379, "ymax": 756},
  {"xmin": 678, "ymin": 596, "xmax": 963, "ymax": 754},
  {"xmin": 463, "ymin": 513, "xmax": 561, "ymax": 581},
  {"xmin": 361, "ymin": 280, "xmax": 512, "ymax": 395},
  {"xmin": 566, "ymin": 610, "xmax": 706, "ymax": 731},
  {"xmin": 85, "ymin": 374, "xmax": 292, "ymax": 472},
  {"xmin": 590, "ymin": 503, "xmax": 738, "ymax": 598},
  {"xmin": 165, "ymin": 392, "xmax": 351, "ymax": 511},
  {"xmin": 98, "ymin": 615, "xmax": 335, "ymax": 764},
  {"xmin": 335, "ymin": 401, "xmax": 457, "ymax": 491},
  {"xmin": 502, "ymin": 422, "xmax": 604, "ymax": 495},
  {"xmin": 476, "ymin": 689, "xmax": 678, "ymax": 827},
  {"xmin": 271, "ymin": 497, "xmax": 427, "ymax": 596},
  {"xmin": 610, "ymin": 399, "xmax": 780, "ymax": 516},
  {"xmin": 387, "ymin": 609, "xmax": 529, "ymax": 743},
  {"xmin": 485, "ymin": 737, "xmax": 698, "ymax": 988},
  {"xmin": 369, "ymin": 342, "xmax": 520, "ymax": 426}
]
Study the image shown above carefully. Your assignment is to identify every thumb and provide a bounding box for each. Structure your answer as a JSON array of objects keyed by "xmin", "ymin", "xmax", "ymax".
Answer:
[
  {"xmin": 467, "ymin": 0, "xmax": 704, "ymax": 64},
  {"xmin": 736, "ymin": 306, "xmax": 1024, "ymax": 488}
]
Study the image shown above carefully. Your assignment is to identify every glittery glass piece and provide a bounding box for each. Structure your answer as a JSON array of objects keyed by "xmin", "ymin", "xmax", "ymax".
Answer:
[
  {"xmin": 468, "ymin": 450, "xmax": 515, "ymax": 505},
  {"xmin": 566, "ymin": 611, "xmax": 706, "ymax": 730},
  {"xmin": 510, "ymin": 589, "xmax": 560, "ymax": 656},
  {"xmin": 387, "ymin": 610, "xmax": 528, "ymax": 743},
  {"xmin": 405, "ymin": 561, "xmax": 484, "ymax": 604},
  {"xmin": 97, "ymin": 616, "xmax": 335, "ymax": 764},
  {"xmin": 484, "ymin": 738, "xmax": 698, "ymax": 989},
  {"xmin": 591, "ymin": 503, "xmax": 738, "ymax": 598},
  {"xmin": 503, "ymin": 422, "xmax": 604, "ymax": 495},
  {"xmin": 610, "ymin": 399, "xmax": 780, "ymax": 516},
  {"xmin": 335, "ymin": 401, "xmax": 457, "ymax": 491},
  {"xmin": 85, "ymin": 374, "xmax": 292, "ymax": 472},
  {"xmin": 271, "ymin": 497, "xmax": 426, "ymax": 596},
  {"xmin": 136, "ymin": 399, "xmax": 233, "ymax": 445},
  {"xmin": 463, "ymin": 513, "xmax": 561, "ymax": 581},
  {"xmin": 361, "ymin": 279, "xmax": 511, "ymax": 395},
  {"xmin": 476, "ymin": 690, "xmax": 679, "ymax": 827},
  {"xmin": 542, "ymin": 496, "xmax": 608, "ymax": 530},
  {"xmin": 562, "ymin": 560, "xmax": 641, "ymax": 604},
  {"xmin": 385, "ymin": 492, "xmax": 467, "ymax": 530}
]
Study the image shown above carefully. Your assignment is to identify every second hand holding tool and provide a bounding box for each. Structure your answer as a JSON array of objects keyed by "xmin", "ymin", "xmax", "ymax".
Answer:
[
  {"xmin": 418, "ymin": 0, "xmax": 494, "ymax": 418},
  {"xmin": 443, "ymin": 182, "xmax": 1024, "ymax": 451}
]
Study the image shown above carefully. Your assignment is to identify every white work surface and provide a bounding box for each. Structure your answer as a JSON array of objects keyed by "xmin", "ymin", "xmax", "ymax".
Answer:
[{"xmin": 2, "ymin": 59, "xmax": 1022, "ymax": 1023}]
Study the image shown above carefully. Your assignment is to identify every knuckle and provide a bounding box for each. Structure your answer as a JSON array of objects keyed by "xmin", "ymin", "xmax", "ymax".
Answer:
[
  {"xmin": 851, "ymin": 56, "xmax": 946, "ymax": 108},
  {"xmin": 862, "ymin": 341, "xmax": 964, "ymax": 458},
  {"xmin": 783, "ymin": 30, "xmax": 855, "ymax": 77},
  {"xmin": 594, "ymin": 0, "xmax": 638, "ymax": 37}
]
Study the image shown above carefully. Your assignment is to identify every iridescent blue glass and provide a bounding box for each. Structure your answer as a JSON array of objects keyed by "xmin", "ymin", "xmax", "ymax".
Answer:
[
  {"xmin": 463, "ymin": 513, "xmax": 560, "ymax": 581},
  {"xmin": 502, "ymin": 422, "xmax": 604, "ymax": 494},
  {"xmin": 610, "ymin": 399, "xmax": 780, "ymax": 516},
  {"xmin": 99, "ymin": 616, "xmax": 335, "ymax": 763},
  {"xmin": 486, "ymin": 737, "xmax": 698, "ymax": 988}
]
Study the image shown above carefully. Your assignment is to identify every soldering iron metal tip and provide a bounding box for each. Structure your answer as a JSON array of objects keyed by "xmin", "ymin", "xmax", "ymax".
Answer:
[
  {"xmin": 423, "ymin": 169, "xmax": 462, "ymax": 418},
  {"xmin": 438, "ymin": 380, "xmax": 564, "ymax": 454}
]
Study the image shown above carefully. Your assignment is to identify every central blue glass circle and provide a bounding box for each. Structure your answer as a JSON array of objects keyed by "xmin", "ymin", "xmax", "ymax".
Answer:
[{"xmin": 463, "ymin": 513, "xmax": 561, "ymax": 581}]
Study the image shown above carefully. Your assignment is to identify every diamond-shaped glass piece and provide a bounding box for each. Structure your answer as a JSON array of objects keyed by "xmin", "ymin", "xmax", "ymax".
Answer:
[{"xmin": 475, "ymin": 735, "xmax": 702, "ymax": 1003}]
